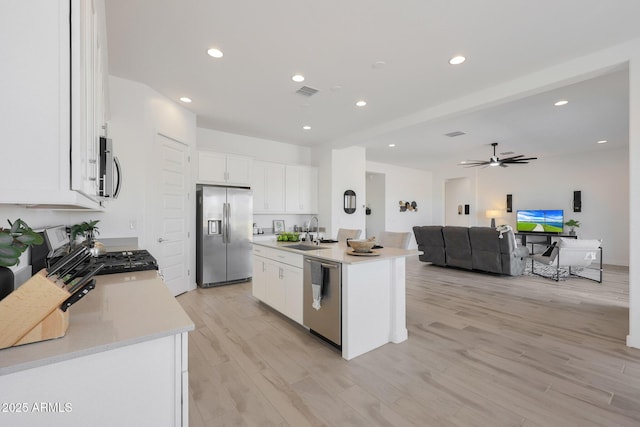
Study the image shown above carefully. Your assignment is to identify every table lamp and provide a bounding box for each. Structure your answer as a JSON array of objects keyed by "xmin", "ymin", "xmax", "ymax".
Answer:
[{"xmin": 485, "ymin": 210, "xmax": 501, "ymax": 228}]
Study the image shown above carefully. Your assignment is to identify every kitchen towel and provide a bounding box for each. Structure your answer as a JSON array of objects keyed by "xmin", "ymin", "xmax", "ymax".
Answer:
[{"xmin": 310, "ymin": 260, "xmax": 324, "ymax": 310}]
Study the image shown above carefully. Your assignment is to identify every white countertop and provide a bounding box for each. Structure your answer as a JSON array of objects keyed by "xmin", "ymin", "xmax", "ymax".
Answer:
[
  {"xmin": 0, "ymin": 270, "xmax": 194, "ymax": 375},
  {"xmin": 253, "ymin": 240, "xmax": 418, "ymax": 264}
]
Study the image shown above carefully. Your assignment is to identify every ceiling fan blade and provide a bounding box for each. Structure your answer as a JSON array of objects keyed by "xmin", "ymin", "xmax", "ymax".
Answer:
[{"xmin": 500, "ymin": 154, "xmax": 525, "ymax": 161}]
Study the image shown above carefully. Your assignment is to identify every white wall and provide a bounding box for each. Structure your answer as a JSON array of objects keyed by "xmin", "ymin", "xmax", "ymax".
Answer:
[
  {"xmin": 329, "ymin": 147, "xmax": 367, "ymax": 239},
  {"xmin": 197, "ymin": 127, "xmax": 311, "ymax": 165},
  {"xmin": 365, "ymin": 172, "xmax": 385, "ymax": 240},
  {"xmin": 365, "ymin": 161, "xmax": 432, "ymax": 249},
  {"xmin": 108, "ymin": 76, "xmax": 197, "ymax": 258},
  {"xmin": 445, "ymin": 178, "xmax": 472, "ymax": 226}
]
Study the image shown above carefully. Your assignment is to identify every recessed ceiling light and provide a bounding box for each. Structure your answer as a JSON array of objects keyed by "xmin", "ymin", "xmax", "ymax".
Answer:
[
  {"xmin": 388, "ymin": 144, "xmax": 396, "ymax": 147},
  {"xmin": 207, "ymin": 48, "xmax": 224, "ymax": 58},
  {"xmin": 179, "ymin": 97, "xmax": 192, "ymax": 103},
  {"xmin": 449, "ymin": 55, "xmax": 466, "ymax": 65},
  {"xmin": 356, "ymin": 100, "xmax": 367, "ymax": 107},
  {"xmin": 292, "ymin": 74, "xmax": 305, "ymax": 83},
  {"xmin": 554, "ymin": 100, "xmax": 568, "ymax": 106},
  {"xmin": 597, "ymin": 140, "xmax": 608, "ymax": 144},
  {"xmin": 372, "ymin": 61, "xmax": 387, "ymax": 69},
  {"xmin": 302, "ymin": 125, "xmax": 311, "ymax": 130}
]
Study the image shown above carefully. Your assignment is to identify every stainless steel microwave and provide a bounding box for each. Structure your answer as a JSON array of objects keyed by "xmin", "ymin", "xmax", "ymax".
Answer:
[{"xmin": 98, "ymin": 136, "xmax": 121, "ymax": 199}]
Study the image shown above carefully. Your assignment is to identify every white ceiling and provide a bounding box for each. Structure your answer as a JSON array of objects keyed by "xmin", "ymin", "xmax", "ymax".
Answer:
[{"xmin": 105, "ymin": 0, "xmax": 638, "ymax": 169}]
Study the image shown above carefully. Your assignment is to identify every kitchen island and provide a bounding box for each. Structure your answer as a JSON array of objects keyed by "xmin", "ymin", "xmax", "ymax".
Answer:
[
  {"xmin": 0, "ymin": 270, "xmax": 194, "ymax": 427},
  {"xmin": 252, "ymin": 240, "xmax": 418, "ymax": 360}
]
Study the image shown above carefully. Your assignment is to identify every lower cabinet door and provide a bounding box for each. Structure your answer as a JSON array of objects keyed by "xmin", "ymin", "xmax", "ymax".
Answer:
[
  {"xmin": 252, "ymin": 256, "xmax": 267, "ymax": 301},
  {"xmin": 282, "ymin": 265, "xmax": 303, "ymax": 324}
]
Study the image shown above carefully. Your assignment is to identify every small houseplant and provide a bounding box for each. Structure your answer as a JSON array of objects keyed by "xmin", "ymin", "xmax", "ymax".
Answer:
[
  {"xmin": 564, "ymin": 219, "xmax": 580, "ymax": 236},
  {"xmin": 0, "ymin": 219, "xmax": 44, "ymax": 267},
  {"xmin": 70, "ymin": 220, "xmax": 100, "ymax": 246},
  {"xmin": 0, "ymin": 219, "xmax": 44, "ymax": 299}
]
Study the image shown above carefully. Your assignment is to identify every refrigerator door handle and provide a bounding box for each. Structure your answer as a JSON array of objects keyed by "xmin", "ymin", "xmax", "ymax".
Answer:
[
  {"xmin": 226, "ymin": 202, "xmax": 231, "ymax": 243},
  {"xmin": 221, "ymin": 203, "xmax": 227, "ymax": 243}
]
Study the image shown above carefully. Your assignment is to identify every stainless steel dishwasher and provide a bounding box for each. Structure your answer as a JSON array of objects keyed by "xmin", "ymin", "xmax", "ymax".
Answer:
[{"xmin": 303, "ymin": 257, "xmax": 341, "ymax": 348}]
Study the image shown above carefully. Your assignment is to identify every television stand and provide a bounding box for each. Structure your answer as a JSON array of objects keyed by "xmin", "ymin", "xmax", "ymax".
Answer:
[{"xmin": 515, "ymin": 232, "xmax": 577, "ymax": 246}]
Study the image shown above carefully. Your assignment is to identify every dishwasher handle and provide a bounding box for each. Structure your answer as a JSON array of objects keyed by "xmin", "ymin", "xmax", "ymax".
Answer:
[{"xmin": 304, "ymin": 259, "xmax": 339, "ymax": 269}]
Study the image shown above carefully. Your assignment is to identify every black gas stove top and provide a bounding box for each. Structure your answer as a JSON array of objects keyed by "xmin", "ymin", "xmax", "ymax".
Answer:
[{"xmin": 91, "ymin": 249, "xmax": 158, "ymax": 275}]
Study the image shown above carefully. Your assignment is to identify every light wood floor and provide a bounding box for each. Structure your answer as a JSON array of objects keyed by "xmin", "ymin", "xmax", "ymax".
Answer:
[{"xmin": 177, "ymin": 257, "xmax": 640, "ymax": 426}]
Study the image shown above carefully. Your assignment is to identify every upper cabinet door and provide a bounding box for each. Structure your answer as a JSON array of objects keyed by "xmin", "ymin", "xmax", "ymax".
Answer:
[
  {"xmin": 285, "ymin": 165, "xmax": 318, "ymax": 213},
  {"xmin": 198, "ymin": 151, "xmax": 227, "ymax": 183},
  {"xmin": 225, "ymin": 155, "xmax": 252, "ymax": 186},
  {"xmin": 252, "ymin": 161, "xmax": 285, "ymax": 213}
]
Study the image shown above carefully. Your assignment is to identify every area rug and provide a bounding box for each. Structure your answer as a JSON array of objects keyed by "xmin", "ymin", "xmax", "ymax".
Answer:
[{"xmin": 524, "ymin": 260, "xmax": 577, "ymax": 281}]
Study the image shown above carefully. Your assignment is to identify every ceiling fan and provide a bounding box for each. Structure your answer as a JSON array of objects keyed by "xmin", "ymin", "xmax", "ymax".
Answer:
[{"xmin": 460, "ymin": 142, "xmax": 537, "ymax": 168}]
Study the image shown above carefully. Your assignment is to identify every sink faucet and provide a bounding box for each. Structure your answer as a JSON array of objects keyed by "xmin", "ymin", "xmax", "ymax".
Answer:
[{"xmin": 306, "ymin": 216, "xmax": 319, "ymax": 245}]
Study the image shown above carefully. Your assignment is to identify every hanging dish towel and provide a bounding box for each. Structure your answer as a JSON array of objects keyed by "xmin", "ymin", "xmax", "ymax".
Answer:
[{"xmin": 310, "ymin": 260, "xmax": 324, "ymax": 310}]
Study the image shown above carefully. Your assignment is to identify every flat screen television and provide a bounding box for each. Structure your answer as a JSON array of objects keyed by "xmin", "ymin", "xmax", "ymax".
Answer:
[{"xmin": 516, "ymin": 209, "xmax": 564, "ymax": 233}]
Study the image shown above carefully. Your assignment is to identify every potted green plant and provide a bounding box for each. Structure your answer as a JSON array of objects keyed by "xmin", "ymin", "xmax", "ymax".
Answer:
[
  {"xmin": 0, "ymin": 219, "xmax": 44, "ymax": 299},
  {"xmin": 70, "ymin": 220, "xmax": 100, "ymax": 246},
  {"xmin": 564, "ymin": 219, "xmax": 580, "ymax": 236}
]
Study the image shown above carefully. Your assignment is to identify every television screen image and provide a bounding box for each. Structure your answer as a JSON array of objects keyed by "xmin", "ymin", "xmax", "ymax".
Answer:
[{"xmin": 516, "ymin": 209, "xmax": 564, "ymax": 233}]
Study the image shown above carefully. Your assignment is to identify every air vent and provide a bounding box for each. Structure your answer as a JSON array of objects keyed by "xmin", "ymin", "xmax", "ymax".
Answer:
[
  {"xmin": 296, "ymin": 86, "xmax": 319, "ymax": 97},
  {"xmin": 500, "ymin": 151, "xmax": 514, "ymax": 156},
  {"xmin": 445, "ymin": 131, "xmax": 466, "ymax": 137}
]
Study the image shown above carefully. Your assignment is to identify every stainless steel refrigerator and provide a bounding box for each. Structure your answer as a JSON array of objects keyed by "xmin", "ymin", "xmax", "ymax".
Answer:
[{"xmin": 196, "ymin": 185, "xmax": 253, "ymax": 287}]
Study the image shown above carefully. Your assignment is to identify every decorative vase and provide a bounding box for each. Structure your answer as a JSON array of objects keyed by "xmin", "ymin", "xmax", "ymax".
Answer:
[
  {"xmin": 0, "ymin": 266, "xmax": 14, "ymax": 301},
  {"xmin": 569, "ymin": 228, "xmax": 576, "ymax": 236}
]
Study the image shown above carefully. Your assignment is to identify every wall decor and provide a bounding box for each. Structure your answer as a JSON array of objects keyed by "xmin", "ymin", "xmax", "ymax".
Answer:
[
  {"xmin": 273, "ymin": 220, "xmax": 285, "ymax": 234},
  {"xmin": 399, "ymin": 200, "xmax": 418, "ymax": 212},
  {"xmin": 344, "ymin": 190, "xmax": 356, "ymax": 214}
]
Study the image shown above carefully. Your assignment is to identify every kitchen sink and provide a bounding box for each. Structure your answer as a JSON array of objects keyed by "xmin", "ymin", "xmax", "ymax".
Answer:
[{"xmin": 285, "ymin": 244, "xmax": 328, "ymax": 251}]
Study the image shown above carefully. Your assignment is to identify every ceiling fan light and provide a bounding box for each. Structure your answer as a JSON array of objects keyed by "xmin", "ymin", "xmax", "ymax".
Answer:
[{"xmin": 489, "ymin": 161, "xmax": 500, "ymax": 167}]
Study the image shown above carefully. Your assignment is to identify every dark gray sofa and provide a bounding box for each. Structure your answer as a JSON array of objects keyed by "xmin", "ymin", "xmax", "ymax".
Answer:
[{"xmin": 413, "ymin": 225, "xmax": 529, "ymax": 276}]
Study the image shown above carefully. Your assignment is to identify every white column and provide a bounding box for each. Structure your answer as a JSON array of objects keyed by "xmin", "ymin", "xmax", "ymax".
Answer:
[
  {"xmin": 389, "ymin": 257, "xmax": 409, "ymax": 343},
  {"xmin": 627, "ymin": 54, "xmax": 640, "ymax": 348}
]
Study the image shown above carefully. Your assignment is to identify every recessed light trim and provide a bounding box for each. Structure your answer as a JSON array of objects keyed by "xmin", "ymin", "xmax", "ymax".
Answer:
[
  {"xmin": 302, "ymin": 125, "xmax": 311, "ymax": 130},
  {"xmin": 388, "ymin": 143, "xmax": 396, "ymax": 147},
  {"xmin": 356, "ymin": 100, "xmax": 367, "ymax": 107},
  {"xmin": 207, "ymin": 48, "xmax": 224, "ymax": 58},
  {"xmin": 179, "ymin": 97, "xmax": 192, "ymax": 103},
  {"xmin": 597, "ymin": 139, "xmax": 608, "ymax": 144},
  {"xmin": 449, "ymin": 55, "xmax": 466, "ymax": 65},
  {"xmin": 292, "ymin": 74, "xmax": 305, "ymax": 83},
  {"xmin": 554, "ymin": 100, "xmax": 568, "ymax": 106}
]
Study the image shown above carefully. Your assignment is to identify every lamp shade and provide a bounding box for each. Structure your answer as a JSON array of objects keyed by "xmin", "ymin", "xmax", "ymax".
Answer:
[{"xmin": 485, "ymin": 210, "xmax": 501, "ymax": 219}]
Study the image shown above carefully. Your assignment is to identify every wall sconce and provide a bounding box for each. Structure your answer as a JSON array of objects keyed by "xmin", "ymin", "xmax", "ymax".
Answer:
[{"xmin": 344, "ymin": 190, "xmax": 356, "ymax": 214}]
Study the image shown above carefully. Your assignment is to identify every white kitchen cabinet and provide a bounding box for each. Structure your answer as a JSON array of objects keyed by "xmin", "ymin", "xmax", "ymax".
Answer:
[
  {"xmin": 70, "ymin": 0, "xmax": 109, "ymax": 200},
  {"xmin": 252, "ymin": 161, "xmax": 285, "ymax": 213},
  {"xmin": 285, "ymin": 165, "xmax": 318, "ymax": 213},
  {"xmin": 0, "ymin": 0, "xmax": 106, "ymax": 209},
  {"xmin": 197, "ymin": 151, "xmax": 252, "ymax": 186},
  {"xmin": 252, "ymin": 255, "xmax": 268, "ymax": 301},
  {"xmin": 252, "ymin": 246, "xmax": 303, "ymax": 324},
  {"xmin": 282, "ymin": 263, "xmax": 303, "ymax": 324}
]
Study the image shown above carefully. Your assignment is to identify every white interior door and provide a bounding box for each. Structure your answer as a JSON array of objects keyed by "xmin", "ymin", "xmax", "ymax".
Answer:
[{"xmin": 154, "ymin": 133, "xmax": 192, "ymax": 296}]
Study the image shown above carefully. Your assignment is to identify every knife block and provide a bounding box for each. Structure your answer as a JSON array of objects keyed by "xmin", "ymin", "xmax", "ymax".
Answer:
[{"xmin": 0, "ymin": 269, "xmax": 70, "ymax": 349}]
